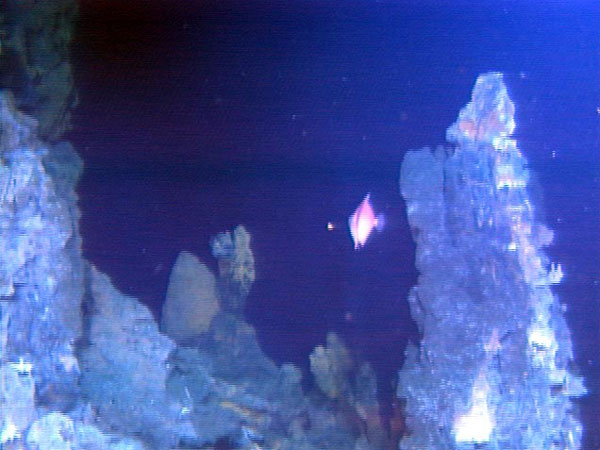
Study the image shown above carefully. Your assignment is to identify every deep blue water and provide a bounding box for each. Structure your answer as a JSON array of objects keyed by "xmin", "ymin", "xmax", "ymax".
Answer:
[{"xmin": 71, "ymin": 1, "xmax": 599, "ymax": 445}]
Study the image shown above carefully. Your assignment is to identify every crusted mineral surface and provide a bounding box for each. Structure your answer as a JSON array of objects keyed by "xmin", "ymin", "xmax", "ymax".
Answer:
[{"xmin": 397, "ymin": 73, "xmax": 585, "ymax": 449}]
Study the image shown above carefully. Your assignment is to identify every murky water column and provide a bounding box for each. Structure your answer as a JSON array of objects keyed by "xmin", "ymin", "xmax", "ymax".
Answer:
[{"xmin": 397, "ymin": 73, "xmax": 586, "ymax": 449}]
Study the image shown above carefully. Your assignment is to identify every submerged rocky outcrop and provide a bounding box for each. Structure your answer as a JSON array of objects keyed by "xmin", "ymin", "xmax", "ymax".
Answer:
[
  {"xmin": 0, "ymin": 9, "xmax": 588, "ymax": 446},
  {"xmin": 0, "ymin": 89, "xmax": 151, "ymax": 449},
  {"xmin": 161, "ymin": 251, "xmax": 220, "ymax": 343},
  {"xmin": 0, "ymin": 0, "xmax": 78, "ymax": 141},
  {"xmin": 397, "ymin": 73, "xmax": 586, "ymax": 449},
  {"xmin": 0, "ymin": 90, "xmax": 84, "ymax": 425},
  {"xmin": 0, "ymin": 87, "xmax": 387, "ymax": 449}
]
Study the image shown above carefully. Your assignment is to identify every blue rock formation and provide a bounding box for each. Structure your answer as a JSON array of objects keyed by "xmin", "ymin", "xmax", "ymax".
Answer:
[
  {"xmin": 0, "ymin": 90, "xmax": 84, "ymax": 417},
  {"xmin": 0, "ymin": 0, "xmax": 78, "ymax": 141},
  {"xmin": 211, "ymin": 225, "xmax": 256, "ymax": 314},
  {"xmin": 397, "ymin": 73, "xmax": 586, "ymax": 449},
  {"xmin": 0, "ymin": 89, "xmax": 381, "ymax": 448}
]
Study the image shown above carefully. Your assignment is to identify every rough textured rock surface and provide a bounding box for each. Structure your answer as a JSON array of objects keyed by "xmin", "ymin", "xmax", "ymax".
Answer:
[
  {"xmin": 161, "ymin": 251, "xmax": 220, "ymax": 344},
  {"xmin": 0, "ymin": 92, "xmax": 386, "ymax": 447},
  {"xmin": 0, "ymin": 362, "xmax": 36, "ymax": 440},
  {"xmin": 211, "ymin": 225, "xmax": 256, "ymax": 314},
  {"xmin": 78, "ymin": 266, "xmax": 189, "ymax": 449},
  {"xmin": 0, "ymin": 90, "xmax": 150, "ymax": 449},
  {"xmin": 310, "ymin": 332, "xmax": 353, "ymax": 400},
  {"xmin": 397, "ymin": 73, "xmax": 585, "ymax": 449},
  {"xmin": 0, "ymin": 90, "xmax": 83, "ymax": 426},
  {"xmin": 0, "ymin": 0, "xmax": 78, "ymax": 141},
  {"xmin": 25, "ymin": 411, "xmax": 148, "ymax": 450},
  {"xmin": 167, "ymin": 313, "xmax": 385, "ymax": 450}
]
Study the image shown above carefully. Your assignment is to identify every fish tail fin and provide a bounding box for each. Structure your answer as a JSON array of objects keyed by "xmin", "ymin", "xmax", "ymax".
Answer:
[{"xmin": 375, "ymin": 213, "xmax": 385, "ymax": 232}]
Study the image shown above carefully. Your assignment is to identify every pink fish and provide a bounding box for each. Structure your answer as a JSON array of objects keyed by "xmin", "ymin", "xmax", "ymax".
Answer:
[{"xmin": 348, "ymin": 193, "xmax": 385, "ymax": 249}]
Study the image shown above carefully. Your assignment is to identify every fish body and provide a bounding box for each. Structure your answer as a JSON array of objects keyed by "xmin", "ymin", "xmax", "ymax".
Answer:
[{"xmin": 348, "ymin": 193, "xmax": 384, "ymax": 249}]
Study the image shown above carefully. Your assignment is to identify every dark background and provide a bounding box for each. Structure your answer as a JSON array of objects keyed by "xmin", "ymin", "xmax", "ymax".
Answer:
[{"xmin": 71, "ymin": 1, "xmax": 599, "ymax": 445}]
